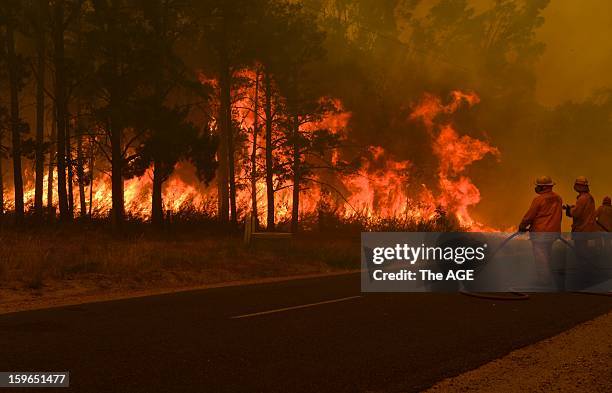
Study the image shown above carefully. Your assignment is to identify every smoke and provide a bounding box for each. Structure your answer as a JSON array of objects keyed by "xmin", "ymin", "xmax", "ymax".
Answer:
[
  {"xmin": 4, "ymin": 0, "xmax": 612, "ymax": 230},
  {"xmin": 316, "ymin": 0, "xmax": 612, "ymax": 230},
  {"xmin": 535, "ymin": 0, "xmax": 612, "ymax": 106}
]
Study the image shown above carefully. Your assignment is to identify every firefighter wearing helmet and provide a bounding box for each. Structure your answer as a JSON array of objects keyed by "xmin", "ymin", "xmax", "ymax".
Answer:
[
  {"xmin": 563, "ymin": 176, "xmax": 598, "ymax": 260},
  {"xmin": 519, "ymin": 176, "xmax": 563, "ymax": 233},
  {"xmin": 563, "ymin": 176, "xmax": 597, "ymax": 232},
  {"xmin": 519, "ymin": 176, "xmax": 563, "ymax": 286}
]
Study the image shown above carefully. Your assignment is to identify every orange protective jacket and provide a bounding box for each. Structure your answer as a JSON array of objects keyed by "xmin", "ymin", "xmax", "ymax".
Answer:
[
  {"xmin": 520, "ymin": 191, "xmax": 563, "ymax": 232},
  {"xmin": 595, "ymin": 205, "xmax": 612, "ymax": 232},
  {"xmin": 570, "ymin": 192, "xmax": 597, "ymax": 232}
]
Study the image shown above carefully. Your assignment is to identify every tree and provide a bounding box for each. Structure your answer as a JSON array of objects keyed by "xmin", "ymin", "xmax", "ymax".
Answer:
[
  {"xmin": 66, "ymin": 108, "xmax": 74, "ymax": 217},
  {"xmin": 249, "ymin": 68, "xmax": 260, "ymax": 224},
  {"xmin": 47, "ymin": 108, "xmax": 56, "ymax": 215},
  {"xmin": 128, "ymin": 102, "xmax": 201, "ymax": 225},
  {"xmin": 195, "ymin": 0, "xmax": 265, "ymax": 225},
  {"xmin": 263, "ymin": 70, "xmax": 276, "ymax": 229},
  {"xmin": 84, "ymin": 0, "xmax": 150, "ymax": 226},
  {"xmin": 75, "ymin": 112, "xmax": 87, "ymax": 217},
  {"xmin": 410, "ymin": 0, "xmax": 548, "ymax": 99},
  {"xmin": 251, "ymin": 1, "xmax": 293, "ymax": 230},
  {"xmin": 125, "ymin": 0, "xmax": 215, "ymax": 226},
  {"xmin": 1, "ymin": 1, "xmax": 29, "ymax": 223},
  {"xmin": 272, "ymin": 3, "xmax": 327, "ymax": 233},
  {"xmin": 67, "ymin": 9, "xmax": 87, "ymax": 219},
  {"xmin": 52, "ymin": 0, "xmax": 71, "ymax": 221},
  {"xmin": 0, "ymin": 106, "xmax": 7, "ymax": 220},
  {"xmin": 28, "ymin": 0, "xmax": 49, "ymax": 219},
  {"xmin": 189, "ymin": 127, "xmax": 218, "ymax": 201}
]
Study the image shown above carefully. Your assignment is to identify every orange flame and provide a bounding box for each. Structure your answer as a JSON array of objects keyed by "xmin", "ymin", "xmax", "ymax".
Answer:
[{"xmin": 3, "ymin": 83, "xmax": 499, "ymax": 230}]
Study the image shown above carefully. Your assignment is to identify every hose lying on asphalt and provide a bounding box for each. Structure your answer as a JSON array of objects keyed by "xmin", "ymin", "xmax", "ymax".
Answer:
[
  {"xmin": 571, "ymin": 291, "xmax": 612, "ymax": 297},
  {"xmin": 459, "ymin": 290, "xmax": 530, "ymax": 301}
]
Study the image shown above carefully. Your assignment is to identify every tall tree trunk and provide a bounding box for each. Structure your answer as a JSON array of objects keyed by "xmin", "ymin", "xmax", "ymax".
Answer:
[
  {"xmin": 109, "ymin": 0, "xmax": 124, "ymax": 227},
  {"xmin": 150, "ymin": 2, "xmax": 166, "ymax": 227},
  {"xmin": 110, "ymin": 109, "xmax": 124, "ymax": 226},
  {"xmin": 54, "ymin": 0, "xmax": 69, "ymax": 221},
  {"xmin": 47, "ymin": 110, "xmax": 56, "ymax": 216},
  {"xmin": 34, "ymin": 0, "xmax": 46, "ymax": 219},
  {"xmin": 264, "ymin": 70, "xmax": 275, "ymax": 230},
  {"xmin": 228, "ymin": 100, "xmax": 237, "ymax": 225},
  {"xmin": 7, "ymin": 24, "xmax": 24, "ymax": 222},
  {"xmin": 0, "ymin": 143, "xmax": 4, "ymax": 221},
  {"xmin": 88, "ymin": 135, "xmax": 94, "ymax": 217},
  {"xmin": 66, "ymin": 120, "xmax": 74, "ymax": 218},
  {"xmin": 291, "ymin": 112, "xmax": 300, "ymax": 234},
  {"xmin": 152, "ymin": 160, "xmax": 163, "ymax": 226},
  {"xmin": 76, "ymin": 125, "xmax": 86, "ymax": 218},
  {"xmin": 216, "ymin": 44, "xmax": 230, "ymax": 224},
  {"xmin": 217, "ymin": 16, "xmax": 237, "ymax": 226},
  {"xmin": 250, "ymin": 70, "xmax": 259, "ymax": 225}
]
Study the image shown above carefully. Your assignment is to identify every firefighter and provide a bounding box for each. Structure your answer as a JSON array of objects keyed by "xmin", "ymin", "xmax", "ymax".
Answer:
[
  {"xmin": 519, "ymin": 176, "xmax": 563, "ymax": 285},
  {"xmin": 595, "ymin": 196, "xmax": 612, "ymax": 232},
  {"xmin": 563, "ymin": 176, "xmax": 597, "ymax": 259},
  {"xmin": 595, "ymin": 196, "xmax": 612, "ymax": 250}
]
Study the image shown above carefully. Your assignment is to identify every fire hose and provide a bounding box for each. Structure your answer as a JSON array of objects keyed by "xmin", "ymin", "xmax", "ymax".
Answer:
[
  {"xmin": 460, "ymin": 231, "xmax": 612, "ymax": 300},
  {"xmin": 459, "ymin": 289, "xmax": 530, "ymax": 300},
  {"xmin": 555, "ymin": 233, "xmax": 612, "ymax": 297},
  {"xmin": 459, "ymin": 231, "xmax": 530, "ymax": 301},
  {"xmin": 565, "ymin": 231, "xmax": 612, "ymax": 297}
]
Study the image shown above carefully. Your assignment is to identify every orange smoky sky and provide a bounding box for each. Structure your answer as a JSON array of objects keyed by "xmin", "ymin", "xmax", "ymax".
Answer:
[
  {"xmin": 405, "ymin": 0, "xmax": 612, "ymax": 230},
  {"xmin": 535, "ymin": 0, "xmax": 612, "ymax": 106},
  {"xmin": 411, "ymin": 0, "xmax": 612, "ymax": 107}
]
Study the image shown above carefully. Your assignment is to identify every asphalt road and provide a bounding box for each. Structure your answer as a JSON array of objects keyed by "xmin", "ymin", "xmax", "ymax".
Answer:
[{"xmin": 1, "ymin": 273, "xmax": 612, "ymax": 392}]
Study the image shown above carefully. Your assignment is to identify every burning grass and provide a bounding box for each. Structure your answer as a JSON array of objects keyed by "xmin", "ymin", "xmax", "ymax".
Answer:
[
  {"xmin": 2, "ymin": 89, "xmax": 499, "ymax": 232},
  {"xmin": 0, "ymin": 88, "xmax": 484, "ymax": 311}
]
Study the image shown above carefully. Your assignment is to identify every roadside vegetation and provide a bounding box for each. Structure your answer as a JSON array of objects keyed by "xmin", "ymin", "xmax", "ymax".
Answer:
[{"xmin": 0, "ymin": 211, "xmax": 461, "ymax": 306}]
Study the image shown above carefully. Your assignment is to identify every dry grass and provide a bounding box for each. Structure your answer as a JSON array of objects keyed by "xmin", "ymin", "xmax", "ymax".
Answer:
[
  {"xmin": 0, "ymin": 226, "xmax": 360, "ymax": 294},
  {"xmin": 0, "ymin": 211, "xmax": 450, "ymax": 310}
]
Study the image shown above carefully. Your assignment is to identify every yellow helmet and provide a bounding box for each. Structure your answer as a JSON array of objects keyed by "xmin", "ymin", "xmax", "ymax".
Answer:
[
  {"xmin": 574, "ymin": 176, "xmax": 589, "ymax": 186},
  {"xmin": 534, "ymin": 175, "xmax": 555, "ymax": 186}
]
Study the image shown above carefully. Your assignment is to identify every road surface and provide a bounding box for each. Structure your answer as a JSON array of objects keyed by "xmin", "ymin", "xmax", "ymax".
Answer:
[{"xmin": 1, "ymin": 272, "xmax": 611, "ymax": 392}]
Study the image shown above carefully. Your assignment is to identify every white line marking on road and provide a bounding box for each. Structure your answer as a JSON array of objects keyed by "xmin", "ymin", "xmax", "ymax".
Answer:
[{"xmin": 230, "ymin": 295, "xmax": 363, "ymax": 319}]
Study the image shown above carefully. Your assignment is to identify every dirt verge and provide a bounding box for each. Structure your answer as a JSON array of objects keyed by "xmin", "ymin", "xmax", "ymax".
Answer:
[{"xmin": 425, "ymin": 304, "xmax": 612, "ymax": 393}]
